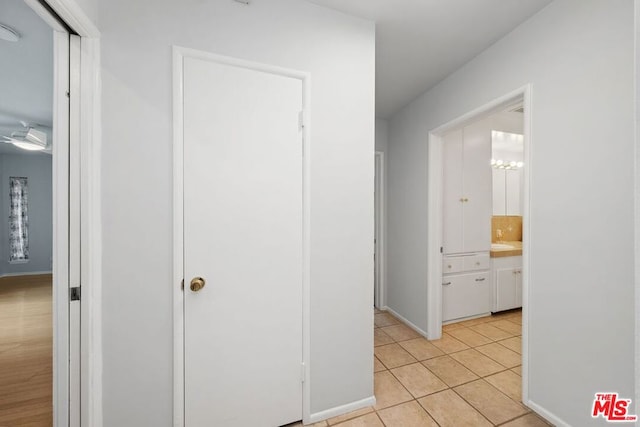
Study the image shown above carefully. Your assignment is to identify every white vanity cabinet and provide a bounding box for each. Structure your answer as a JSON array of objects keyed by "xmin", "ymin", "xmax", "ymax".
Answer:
[
  {"xmin": 442, "ymin": 254, "xmax": 492, "ymax": 322},
  {"xmin": 492, "ymin": 255, "xmax": 523, "ymax": 312},
  {"xmin": 443, "ymin": 123, "xmax": 492, "ymax": 254}
]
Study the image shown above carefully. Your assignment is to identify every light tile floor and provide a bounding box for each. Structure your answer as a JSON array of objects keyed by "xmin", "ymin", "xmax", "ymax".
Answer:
[{"xmin": 292, "ymin": 308, "xmax": 553, "ymax": 427}]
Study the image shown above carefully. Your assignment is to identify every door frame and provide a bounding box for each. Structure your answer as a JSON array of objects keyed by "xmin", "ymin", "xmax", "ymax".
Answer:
[
  {"xmin": 172, "ymin": 46, "xmax": 312, "ymax": 426},
  {"xmin": 26, "ymin": 1, "xmax": 102, "ymax": 426},
  {"xmin": 374, "ymin": 151, "xmax": 386, "ymax": 308},
  {"xmin": 426, "ymin": 84, "xmax": 532, "ymax": 401}
]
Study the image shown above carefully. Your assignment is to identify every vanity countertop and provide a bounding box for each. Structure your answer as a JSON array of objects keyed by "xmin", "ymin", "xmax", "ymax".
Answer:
[{"xmin": 490, "ymin": 241, "xmax": 523, "ymax": 258}]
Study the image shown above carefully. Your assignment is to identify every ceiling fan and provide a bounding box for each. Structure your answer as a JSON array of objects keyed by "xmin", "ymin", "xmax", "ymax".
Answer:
[{"xmin": 1, "ymin": 121, "xmax": 48, "ymax": 151}]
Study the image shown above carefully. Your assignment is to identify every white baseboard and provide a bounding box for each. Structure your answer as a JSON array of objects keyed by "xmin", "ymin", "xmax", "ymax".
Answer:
[
  {"xmin": 0, "ymin": 271, "xmax": 53, "ymax": 278},
  {"xmin": 526, "ymin": 399, "xmax": 570, "ymax": 427},
  {"xmin": 308, "ymin": 396, "xmax": 376, "ymax": 424},
  {"xmin": 382, "ymin": 306, "xmax": 429, "ymax": 338}
]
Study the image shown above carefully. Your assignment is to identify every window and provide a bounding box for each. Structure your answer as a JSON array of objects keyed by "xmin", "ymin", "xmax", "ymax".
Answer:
[{"xmin": 9, "ymin": 177, "xmax": 28, "ymax": 263}]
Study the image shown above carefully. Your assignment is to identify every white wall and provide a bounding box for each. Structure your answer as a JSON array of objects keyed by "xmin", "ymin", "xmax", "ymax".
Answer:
[
  {"xmin": 387, "ymin": 1, "xmax": 634, "ymax": 425},
  {"xmin": 0, "ymin": 154, "xmax": 52, "ymax": 277},
  {"xmin": 98, "ymin": 0, "xmax": 375, "ymax": 425},
  {"xmin": 376, "ymin": 118, "xmax": 389, "ymax": 153}
]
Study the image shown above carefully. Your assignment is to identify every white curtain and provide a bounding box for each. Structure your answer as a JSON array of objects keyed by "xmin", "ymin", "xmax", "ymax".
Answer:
[{"xmin": 9, "ymin": 177, "xmax": 28, "ymax": 262}]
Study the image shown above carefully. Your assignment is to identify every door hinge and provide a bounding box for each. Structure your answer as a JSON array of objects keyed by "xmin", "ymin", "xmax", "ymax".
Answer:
[
  {"xmin": 301, "ymin": 362, "xmax": 306, "ymax": 383},
  {"xmin": 70, "ymin": 287, "xmax": 81, "ymax": 301},
  {"xmin": 298, "ymin": 110, "xmax": 305, "ymax": 131},
  {"xmin": 181, "ymin": 279, "xmax": 184, "ymax": 291},
  {"xmin": 440, "ymin": 246, "xmax": 444, "ymax": 254}
]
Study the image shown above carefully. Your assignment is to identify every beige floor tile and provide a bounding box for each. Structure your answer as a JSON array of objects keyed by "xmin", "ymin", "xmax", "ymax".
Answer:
[
  {"xmin": 373, "ymin": 371, "xmax": 413, "ymax": 410},
  {"xmin": 381, "ymin": 324, "xmax": 421, "ymax": 342},
  {"xmin": 422, "ymin": 355, "xmax": 479, "ymax": 387},
  {"xmin": 375, "ymin": 312, "xmax": 400, "ymax": 328},
  {"xmin": 399, "ymin": 338, "xmax": 444, "ymax": 361},
  {"xmin": 488, "ymin": 319, "xmax": 522, "ymax": 335},
  {"xmin": 418, "ymin": 389, "xmax": 491, "ymax": 427},
  {"xmin": 475, "ymin": 342, "xmax": 521, "ymax": 368},
  {"xmin": 485, "ymin": 370, "xmax": 522, "ymax": 402},
  {"xmin": 327, "ymin": 407, "xmax": 374, "ymax": 425},
  {"xmin": 454, "ymin": 316, "xmax": 492, "ymax": 327},
  {"xmin": 501, "ymin": 413, "xmax": 552, "ymax": 427},
  {"xmin": 391, "ymin": 363, "xmax": 448, "ymax": 398},
  {"xmin": 499, "ymin": 336, "xmax": 522, "ymax": 354},
  {"xmin": 442, "ymin": 322, "xmax": 465, "ymax": 332},
  {"xmin": 373, "ymin": 357, "xmax": 386, "ymax": 373},
  {"xmin": 374, "ymin": 328, "xmax": 394, "ymax": 347},
  {"xmin": 507, "ymin": 316, "xmax": 522, "ymax": 325},
  {"xmin": 429, "ymin": 333, "xmax": 469, "ymax": 354},
  {"xmin": 334, "ymin": 412, "xmax": 384, "ymax": 427},
  {"xmin": 511, "ymin": 365, "xmax": 522, "ymax": 376},
  {"xmin": 454, "ymin": 379, "xmax": 528, "ymax": 425},
  {"xmin": 375, "ymin": 344, "xmax": 417, "ymax": 369},
  {"xmin": 447, "ymin": 328, "xmax": 493, "ymax": 347},
  {"xmin": 377, "ymin": 401, "xmax": 438, "ymax": 427},
  {"xmin": 449, "ymin": 349, "xmax": 506, "ymax": 377},
  {"xmin": 470, "ymin": 323, "xmax": 515, "ymax": 341}
]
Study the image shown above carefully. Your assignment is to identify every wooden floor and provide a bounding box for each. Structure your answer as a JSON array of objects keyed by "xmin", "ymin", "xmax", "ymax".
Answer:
[{"xmin": 0, "ymin": 275, "xmax": 52, "ymax": 427}]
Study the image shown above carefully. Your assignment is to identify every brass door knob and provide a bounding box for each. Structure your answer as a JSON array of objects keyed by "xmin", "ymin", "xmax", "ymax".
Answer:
[{"xmin": 190, "ymin": 277, "xmax": 206, "ymax": 292}]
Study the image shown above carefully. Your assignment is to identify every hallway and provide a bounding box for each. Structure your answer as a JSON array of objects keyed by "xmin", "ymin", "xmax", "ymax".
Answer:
[{"xmin": 293, "ymin": 309, "xmax": 553, "ymax": 426}]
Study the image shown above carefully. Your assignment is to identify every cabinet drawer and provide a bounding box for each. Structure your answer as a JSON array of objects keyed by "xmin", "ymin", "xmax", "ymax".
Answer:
[
  {"xmin": 463, "ymin": 253, "xmax": 490, "ymax": 271},
  {"xmin": 443, "ymin": 256, "xmax": 465, "ymax": 274}
]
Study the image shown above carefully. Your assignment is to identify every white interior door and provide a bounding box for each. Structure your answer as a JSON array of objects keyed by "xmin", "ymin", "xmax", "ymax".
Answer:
[{"xmin": 182, "ymin": 56, "xmax": 304, "ymax": 426}]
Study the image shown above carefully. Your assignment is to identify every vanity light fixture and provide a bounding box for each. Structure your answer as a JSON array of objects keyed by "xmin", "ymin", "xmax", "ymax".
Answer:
[
  {"xmin": 0, "ymin": 23, "xmax": 20, "ymax": 42},
  {"xmin": 491, "ymin": 159, "xmax": 524, "ymax": 170}
]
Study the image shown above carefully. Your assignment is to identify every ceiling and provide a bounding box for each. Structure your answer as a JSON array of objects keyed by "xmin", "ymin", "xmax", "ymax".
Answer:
[
  {"xmin": 306, "ymin": 0, "xmax": 552, "ymax": 118},
  {"xmin": 0, "ymin": 0, "xmax": 53, "ymax": 155}
]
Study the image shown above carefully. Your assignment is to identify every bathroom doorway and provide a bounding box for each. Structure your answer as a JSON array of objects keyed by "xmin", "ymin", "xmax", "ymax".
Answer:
[{"xmin": 426, "ymin": 85, "xmax": 531, "ymax": 403}]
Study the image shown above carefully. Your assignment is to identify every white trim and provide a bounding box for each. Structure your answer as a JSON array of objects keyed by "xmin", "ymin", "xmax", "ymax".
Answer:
[
  {"xmin": 0, "ymin": 271, "xmax": 53, "ymax": 278},
  {"xmin": 52, "ymin": 29, "xmax": 70, "ymax": 427},
  {"xmin": 308, "ymin": 396, "xmax": 376, "ymax": 424},
  {"xmin": 172, "ymin": 46, "xmax": 185, "ymax": 427},
  {"xmin": 426, "ymin": 133, "xmax": 443, "ymax": 340},
  {"xmin": 68, "ymin": 33, "xmax": 82, "ymax": 427},
  {"xmin": 382, "ymin": 306, "xmax": 428, "ymax": 337},
  {"xmin": 634, "ymin": 0, "xmax": 640, "ymax": 418},
  {"xmin": 374, "ymin": 151, "xmax": 386, "ymax": 308},
  {"xmin": 172, "ymin": 46, "xmax": 312, "ymax": 427},
  {"xmin": 525, "ymin": 399, "xmax": 570, "ymax": 427},
  {"xmin": 23, "ymin": 0, "xmax": 68, "ymax": 32},
  {"xmin": 426, "ymin": 84, "xmax": 532, "ymax": 400},
  {"xmin": 41, "ymin": 1, "xmax": 103, "ymax": 426},
  {"xmin": 79, "ymin": 36, "xmax": 103, "ymax": 427},
  {"xmin": 42, "ymin": 0, "xmax": 100, "ymax": 37}
]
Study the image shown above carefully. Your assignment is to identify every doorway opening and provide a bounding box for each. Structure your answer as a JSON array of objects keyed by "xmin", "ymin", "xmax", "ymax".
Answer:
[
  {"xmin": 0, "ymin": 1, "xmax": 61, "ymax": 425},
  {"xmin": 0, "ymin": 0, "xmax": 100, "ymax": 424},
  {"xmin": 426, "ymin": 85, "xmax": 532, "ymax": 404}
]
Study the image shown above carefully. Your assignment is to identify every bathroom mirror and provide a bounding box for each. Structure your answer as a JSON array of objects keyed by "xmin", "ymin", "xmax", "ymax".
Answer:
[{"xmin": 491, "ymin": 130, "xmax": 524, "ymax": 216}]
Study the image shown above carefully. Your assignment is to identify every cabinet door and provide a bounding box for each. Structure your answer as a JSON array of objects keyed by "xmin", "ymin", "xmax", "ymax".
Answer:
[
  {"xmin": 506, "ymin": 169, "xmax": 522, "ymax": 216},
  {"xmin": 442, "ymin": 271, "xmax": 491, "ymax": 322},
  {"xmin": 515, "ymin": 269, "xmax": 523, "ymax": 308},
  {"xmin": 495, "ymin": 268, "xmax": 518, "ymax": 312},
  {"xmin": 443, "ymin": 129, "xmax": 464, "ymax": 254},
  {"xmin": 462, "ymin": 122, "xmax": 491, "ymax": 252}
]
